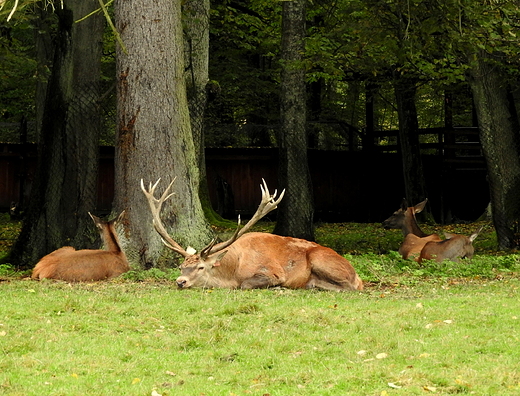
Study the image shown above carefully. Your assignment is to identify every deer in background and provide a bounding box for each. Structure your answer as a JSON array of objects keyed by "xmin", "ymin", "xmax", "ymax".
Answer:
[
  {"xmin": 31, "ymin": 212, "xmax": 130, "ymax": 282},
  {"xmin": 382, "ymin": 199, "xmax": 441, "ymax": 260},
  {"xmin": 141, "ymin": 178, "xmax": 363, "ymax": 291},
  {"xmin": 418, "ymin": 228, "xmax": 482, "ymax": 263}
]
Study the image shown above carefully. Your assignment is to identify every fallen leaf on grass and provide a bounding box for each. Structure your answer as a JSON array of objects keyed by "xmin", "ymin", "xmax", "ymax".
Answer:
[
  {"xmin": 376, "ymin": 353, "xmax": 388, "ymax": 359},
  {"xmin": 388, "ymin": 382, "xmax": 401, "ymax": 388},
  {"xmin": 423, "ymin": 385, "xmax": 437, "ymax": 392},
  {"xmin": 132, "ymin": 378, "xmax": 141, "ymax": 384}
]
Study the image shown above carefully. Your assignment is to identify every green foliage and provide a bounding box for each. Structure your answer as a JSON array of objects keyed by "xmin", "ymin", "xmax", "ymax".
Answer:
[
  {"xmin": 0, "ymin": 263, "xmax": 17, "ymax": 276},
  {"xmin": 0, "ymin": 17, "xmax": 37, "ymax": 132},
  {"xmin": 352, "ymin": 252, "xmax": 520, "ymax": 284},
  {"xmin": 3, "ymin": 0, "xmax": 519, "ymax": 148}
]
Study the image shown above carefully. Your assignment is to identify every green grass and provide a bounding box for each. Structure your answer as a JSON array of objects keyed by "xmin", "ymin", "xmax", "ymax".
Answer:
[
  {"xmin": 1, "ymin": 216, "xmax": 520, "ymax": 394},
  {"xmin": 1, "ymin": 280, "xmax": 519, "ymax": 395}
]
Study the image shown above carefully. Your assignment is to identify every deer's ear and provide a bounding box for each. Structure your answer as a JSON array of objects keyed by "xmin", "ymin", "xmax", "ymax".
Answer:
[
  {"xmin": 469, "ymin": 233, "xmax": 479, "ymax": 242},
  {"xmin": 206, "ymin": 250, "xmax": 228, "ymax": 267},
  {"xmin": 414, "ymin": 199, "xmax": 428, "ymax": 214}
]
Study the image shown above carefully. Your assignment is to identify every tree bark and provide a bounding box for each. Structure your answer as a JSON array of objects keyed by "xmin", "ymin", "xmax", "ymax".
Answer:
[
  {"xmin": 273, "ymin": 0, "xmax": 314, "ymax": 240},
  {"xmin": 394, "ymin": 77, "xmax": 429, "ymax": 207},
  {"xmin": 11, "ymin": 0, "xmax": 104, "ymax": 268},
  {"xmin": 183, "ymin": 0, "xmax": 221, "ymax": 222},
  {"xmin": 467, "ymin": 50, "xmax": 520, "ymax": 250},
  {"xmin": 34, "ymin": 3, "xmax": 54, "ymax": 143},
  {"xmin": 115, "ymin": 0, "xmax": 212, "ymax": 268}
]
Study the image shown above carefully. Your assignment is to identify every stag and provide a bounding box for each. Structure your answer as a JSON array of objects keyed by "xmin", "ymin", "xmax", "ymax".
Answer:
[
  {"xmin": 418, "ymin": 228, "xmax": 481, "ymax": 263},
  {"xmin": 382, "ymin": 199, "xmax": 441, "ymax": 260},
  {"xmin": 141, "ymin": 178, "xmax": 363, "ymax": 291},
  {"xmin": 31, "ymin": 212, "xmax": 130, "ymax": 282}
]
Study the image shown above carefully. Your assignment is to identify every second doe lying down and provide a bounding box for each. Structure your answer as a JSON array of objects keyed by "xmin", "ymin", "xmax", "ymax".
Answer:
[
  {"xmin": 383, "ymin": 199, "xmax": 482, "ymax": 263},
  {"xmin": 418, "ymin": 229, "xmax": 481, "ymax": 264}
]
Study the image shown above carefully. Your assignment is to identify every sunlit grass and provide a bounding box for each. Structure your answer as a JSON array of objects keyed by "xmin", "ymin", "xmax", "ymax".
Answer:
[
  {"xmin": 1, "ymin": 215, "xmax": 520, "ymax": 395},
  {"xmin": 1, "ymin": 280, "xmax": 519, "ymax": 395}
]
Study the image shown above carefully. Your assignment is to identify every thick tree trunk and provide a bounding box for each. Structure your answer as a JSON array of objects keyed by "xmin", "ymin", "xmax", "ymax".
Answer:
[
  {"xmin": 115, "ymin": 0, "xmax": 212, "ymax": 268},
  {"xmin": 467, "ymin": 51, "xmax": 520, "ymax": 250},
  {"xmin": 11, "ymin": 0, "xmax": 104, "ymax": 269},
  {"xmin": 273, "ymin": 0, "xmax": 314, "ymax": 240},
  {"xmin": 394, "ymin": 77, "xmax": 429, "ymax": 207}
]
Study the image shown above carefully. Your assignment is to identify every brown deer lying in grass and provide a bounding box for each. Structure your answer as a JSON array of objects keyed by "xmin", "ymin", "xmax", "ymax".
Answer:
[
  {"xmin": 383, "ymin": 199, "xmax": 441, "ymax": 260},
  {"xmin": 418, "ymin": 228, "xmax": 481, "ymax": 263},
  {"xmin": 31, "ymin": 212, "xmax": 130, "ymax": 282},
  {"xmin": 141, "ymin": 178, "xmax": 363, "ymax": 291}
]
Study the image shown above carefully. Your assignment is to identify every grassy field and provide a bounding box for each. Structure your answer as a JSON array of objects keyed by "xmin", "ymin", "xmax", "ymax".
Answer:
[{"xmin": 1, "ymin": 215, "xmax": 519, "ymax": 395}]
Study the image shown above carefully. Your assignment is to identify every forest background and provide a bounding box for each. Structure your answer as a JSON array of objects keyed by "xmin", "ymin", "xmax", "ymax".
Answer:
[{"xmin": 0, "ymin": 0, "xmax": 519, "ymax": 269}]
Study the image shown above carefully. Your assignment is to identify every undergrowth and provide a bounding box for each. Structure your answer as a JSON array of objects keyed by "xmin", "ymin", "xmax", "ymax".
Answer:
[{"xmin": 1, "ymin": 215, "xmax": 519, "ymax": 285}]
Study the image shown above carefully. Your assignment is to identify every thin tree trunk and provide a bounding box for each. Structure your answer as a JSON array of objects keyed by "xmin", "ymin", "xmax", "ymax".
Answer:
[
  {"xmin": 394, "ymin": 77, "xmax": 428, "ymax": 207},
  {"xmin": 183, "ymin": 0, "xmax": 220, "ymax": 222},
  {"xmin": 115, "ymin": 0, "xmax": 212, "ymax": 268},
  {"xmin": 467, "ymin": 50, "xmax": 520, "ymax": 250},
  {"xmin": 273, "ymin": 0, "xmax": 314, "ymax": 240},
  {"xmin": 34, "ymin": 3, "xmax": 54, "ymax": 143},
  {"xmin": 11, "ymin": 0, "xmax": 104, "ymax": 268}
]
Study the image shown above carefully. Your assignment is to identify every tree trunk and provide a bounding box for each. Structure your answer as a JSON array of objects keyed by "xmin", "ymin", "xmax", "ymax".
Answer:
[
  {"xmin": 115, "ymin": 0, "xmax": 212, "ymax": 268},
  {"xmin": 273, "ymin": 0, "xmax": 314, "ymax": 240},
  {"xmin": 467, "ymin": 50, "xmax": 520, "ymax": 250},
  {"xmin": 183, "ymin": 0, "xmax": 221, "ymax": 222},
  {"xmin": 11, "ymin": 0, "xmax": 104, "ymax": 269},
  {"xmin": 34, "ymin": 3, "xmax": 54, "ymax": 143},
  {"xmin": 394, "ymin": 77, "xmax": 429, "ymax": 207}
]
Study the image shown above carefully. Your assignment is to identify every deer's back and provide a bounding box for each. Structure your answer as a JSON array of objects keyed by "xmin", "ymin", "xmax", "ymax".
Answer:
[
  {"xmin": 419, "ymin": 235, "xmax": 474, "ymax": 263},
  {"xmin": 223, "ymin": 233, "xmax": 362, "ymax": 290},
  {"xmin": 32, "ymin": 248, "xmax": 129, "ymax": 282},
  {"xmin": 399, "ymin": 233, "xmax": 442, "ymax": 260}
]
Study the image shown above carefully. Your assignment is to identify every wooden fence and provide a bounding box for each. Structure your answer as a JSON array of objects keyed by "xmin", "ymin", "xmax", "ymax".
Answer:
[{"xmin": 0, "ymin": 137, "xmax": 489, "ymax": 223}]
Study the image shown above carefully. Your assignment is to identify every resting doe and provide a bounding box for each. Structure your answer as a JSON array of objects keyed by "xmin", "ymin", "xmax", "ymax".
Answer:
[
  {"xmin": 382, "ymin": 199, "xmax": 441, "ymax": 260},
  {"xmin": 31, "ymin": 212, "xmax": 129, "ymax": 282}
]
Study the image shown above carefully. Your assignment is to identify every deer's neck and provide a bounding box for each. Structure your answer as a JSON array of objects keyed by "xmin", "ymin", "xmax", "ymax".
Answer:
[
  {"xmin": 101, "ymin": 225, "xmax": 122, "ymax": 253},
  {"xmin": 403, "ymin": 211, "xmax": 428, "ymax": 237}
]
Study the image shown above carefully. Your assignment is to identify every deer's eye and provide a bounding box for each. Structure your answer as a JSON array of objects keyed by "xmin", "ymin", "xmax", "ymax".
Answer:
[{"xmin": 197, "ymin": 266, "xmax": 205, "ymax": 271}]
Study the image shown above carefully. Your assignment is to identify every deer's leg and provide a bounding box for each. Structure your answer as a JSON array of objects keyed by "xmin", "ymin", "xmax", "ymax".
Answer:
[
  {"xmin": 307, "ymin": 248, "xmax": 360, "ymax": 291},
  {"xmin": 239, "ymin": 267, "xmax": 286, "ymax": 289},
  {"xmin": 305, "ymin": 276, "xmax": 346, "ymax": 291}
]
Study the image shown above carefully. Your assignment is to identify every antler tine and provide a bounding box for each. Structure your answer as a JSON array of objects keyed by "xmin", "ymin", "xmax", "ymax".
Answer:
[
  {"xmin": 206, "ymin": 179, "xmax": 284, "ymax": 256},
  {"xmin": 140, "ymin": 178, "xmax": 189, "ymax": 258}
]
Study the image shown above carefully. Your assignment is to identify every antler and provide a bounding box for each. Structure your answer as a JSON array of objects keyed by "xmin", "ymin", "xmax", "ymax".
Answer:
[
  {"xmin": 140, "ymin": 178, "xmax": 190, "ymax": 258},
  {"xmin": 203, "ymin": 178, "xmax": 285, "ymax": 258}
]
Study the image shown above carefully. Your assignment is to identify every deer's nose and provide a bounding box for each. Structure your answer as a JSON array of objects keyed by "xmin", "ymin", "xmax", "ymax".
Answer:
[{"xmin": 176, "ymin": 279, "xmax": 187, "ymax": 288}]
